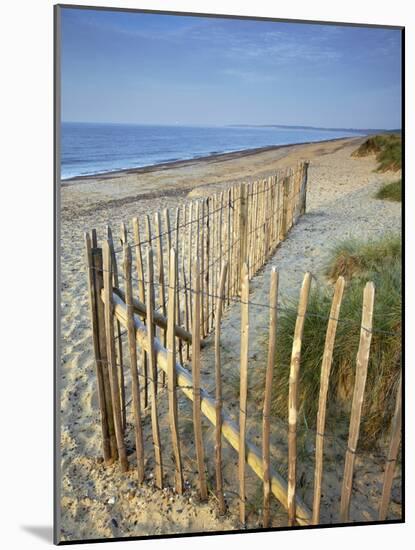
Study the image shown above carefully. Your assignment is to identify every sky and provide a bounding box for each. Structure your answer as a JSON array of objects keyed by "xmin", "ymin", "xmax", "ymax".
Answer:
[{"xmin": 60, "ymin": 7, "xmax": 402, "ymax": 129}]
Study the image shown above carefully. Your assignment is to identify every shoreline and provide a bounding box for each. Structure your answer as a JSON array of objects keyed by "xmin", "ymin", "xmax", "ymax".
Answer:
[
  {"xmin": 60, "ymin": 136, "xmax": 368, "ymax": 220},
  {"xmin": 61, "ymin": 135, "xmax": 366, "ymax": 185}
]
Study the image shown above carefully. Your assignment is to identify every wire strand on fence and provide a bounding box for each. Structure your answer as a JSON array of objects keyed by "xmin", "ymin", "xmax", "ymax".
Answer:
[
  {"xmin": 87, "ymin": 174, "xmax": 400, "ymax": 339},
  {"xmin": 88, "ymin": 265, "xmax": 401, "ymax": 338},
  {"xmin": 106, "ymin": 370, "xmax": 399, "ymax": 462},
  {"xmin": 111, "ymin": 178, "xmax": 303, "ymax": 254}
]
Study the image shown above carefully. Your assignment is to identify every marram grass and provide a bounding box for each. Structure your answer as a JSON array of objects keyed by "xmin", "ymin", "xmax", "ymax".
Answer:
[
  {"xmin": 376, "ymin": 180, "xmax": 402, "ymax": 202},
  {"xmin": 352, "ymin": 133, "xmax": 402, "ymax": 172},
  {"xmin": 254, "ymin": 234, "xmax": 401, "ymax": 447}
]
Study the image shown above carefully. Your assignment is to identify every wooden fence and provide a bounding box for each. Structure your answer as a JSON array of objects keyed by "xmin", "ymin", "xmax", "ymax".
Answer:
[{"xmin": 84, "ymin": 162, "xmax": 401, "ymax": 528}]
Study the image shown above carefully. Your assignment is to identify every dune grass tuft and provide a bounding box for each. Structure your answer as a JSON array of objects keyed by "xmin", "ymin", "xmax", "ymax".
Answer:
[
  {"xmin": 325, "ymin": 234, "xmax": 401, "ymax": 281},
  {"xmin": 352, "ymin": 134, "xmax": 402, "ymax": 172},
  {"xmin": 376, "ymin": 179, "xmax": 402, "ymax": 202},
  {"xmin": 256, "ymin": 234, "xmax": 401, "ymax": 447}
]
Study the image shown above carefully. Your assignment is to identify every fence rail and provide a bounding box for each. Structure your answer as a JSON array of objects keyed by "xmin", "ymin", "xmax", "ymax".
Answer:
[{"xmin": 84, "ymin": 162, "xmax": 401, "ymax": 528}]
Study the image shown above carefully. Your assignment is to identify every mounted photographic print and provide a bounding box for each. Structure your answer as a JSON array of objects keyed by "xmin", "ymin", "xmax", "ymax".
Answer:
[{"xmin": 54, "ymin": 4, "xmax": 404, "ymax": 544}]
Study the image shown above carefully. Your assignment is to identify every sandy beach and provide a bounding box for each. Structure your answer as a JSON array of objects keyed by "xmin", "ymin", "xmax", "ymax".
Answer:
[{"xmin": 59, "ymin": 136, "xmax": 401, "ymax": 542}]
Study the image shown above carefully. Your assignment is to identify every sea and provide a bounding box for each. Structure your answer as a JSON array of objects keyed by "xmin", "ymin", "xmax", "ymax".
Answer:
[{"xmin": 60, "ymin": 122, "xmax": 366, "ymax": 181}]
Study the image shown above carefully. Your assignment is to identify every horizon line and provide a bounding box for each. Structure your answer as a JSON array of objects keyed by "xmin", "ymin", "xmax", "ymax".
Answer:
[{"xmin": 61, "ymin": 120, "xmax": 401, "ymax": 132}]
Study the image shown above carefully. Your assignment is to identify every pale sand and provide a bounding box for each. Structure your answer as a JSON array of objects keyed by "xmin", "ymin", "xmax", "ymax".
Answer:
[{"xmin": 59, "ymin": 137, "xmax": 401, "ymax": 542}]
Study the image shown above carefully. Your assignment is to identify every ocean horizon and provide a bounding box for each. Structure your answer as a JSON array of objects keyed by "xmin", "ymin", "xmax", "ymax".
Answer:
[{"xmin": 61, "ymin": 122, "xmax": 370, "ymax": 181}]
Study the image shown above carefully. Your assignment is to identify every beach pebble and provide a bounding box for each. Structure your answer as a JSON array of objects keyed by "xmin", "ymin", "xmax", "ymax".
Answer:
[
  {"xmin": 107, "ymin": 496, "xmax": 116, "ymax": 505},
  {"xmin": 111, "ymin": 518, "xmax": 118, "ymax": 529}
]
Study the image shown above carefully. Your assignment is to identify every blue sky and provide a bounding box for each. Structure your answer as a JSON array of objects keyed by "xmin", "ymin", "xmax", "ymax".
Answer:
[{"xmin": 60, "ymin": 8, "xmax": 402, "ymax": 129}]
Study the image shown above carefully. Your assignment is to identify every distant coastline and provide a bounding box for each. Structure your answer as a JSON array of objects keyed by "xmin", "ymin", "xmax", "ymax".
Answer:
[{"xmin": 228, "ymin": 123, "xmax": 401, "ymax": 134}]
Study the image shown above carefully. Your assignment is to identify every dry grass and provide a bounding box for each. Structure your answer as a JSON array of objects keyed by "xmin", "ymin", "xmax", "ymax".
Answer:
[
  {"xmin": 254, "ymin": 234, "xmax": 401, "ymax": 447},
  {"xmin": 326, "ymin": 234, "xmax": 401, "ymax": 281},
  {"xmin": 352, "ymin": 134, "xmax": 402, "ymax": 172},
  {"xmin": 376, "ymin": 180, "xmax": 402, "ymax": 202}
]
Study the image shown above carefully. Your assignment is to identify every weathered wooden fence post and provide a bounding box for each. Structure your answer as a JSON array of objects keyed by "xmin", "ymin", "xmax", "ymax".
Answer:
[
  {"xmin": 215, "ymin": 262, "xmax": 228, "ymax": 515},
  {"xmin": 174, "ymin": 207, "xmax": 184, "ymax": 365},
  {"xmin": 287, "ymin": 272, "xmax": 312, "ymax": 526},
  {"xmin": 191, "ymin": 260, "xmax": 208, "ymax": 500},
  {"xmin": 239, "ymin": 185, "xmax": 248, "ymax": 292},
  {"xmin": 187, "ymin": 203, "xmax": 194, "ymax": 328},
  {"xmin": 146, "ymin": 247, "xmax": 164, "ymax": 489},
  {"xmin": 107, "ymin": 226, "xmax": 126, "ymax": 431},
  {"xmin": 181, "ymin": 204, "xmax": 191, "ymax": 361},
  {"xmin": 123, "ymin": 244, "xmax": 145, "ymax": 483},
  {"xmin": 211, "ymin": 195, "xmax": 217, "ymax": 322},
  {"xmin": 280, "ymin": 177, "xmax": 289, "ymax": 241},
  {"xmin": 132, "ymin": 217, "xmax": 149, "ymax": 410},
  {"xmin": 92, "ymin": 244, "xmax": 118, "ymax": 462},
  {"xmin": 102, "ymin": 240, "xmax": 129, "ymax": 472},
  {"xmin": 340, "ymin": 282, "xmax": 375, "ymax": 522},
  {"xmin": 263, "ymin": 268, "xmax": 279, "ymax": 527},
  {"xmin": 239, "ymin": 263, "xmax": 249, "ymax": 525},
  {"xmin": 205, "ymin": 196, "xmax": 211, "ymax": 332},
  {"xmin": 379, "ymin": 372, "xmax": 402, "ymax": 521},
  {"xmin": 226, "ymin": 189, "xmax": 232, "ymax": 306},
  {"xmin": 84, "ymin": 232, "xmax": 112, "ymax": 464},
  {"xmin": 312, "ymin": 276, "xmax": 345, "ymax": 524},
  {"xmin": 155, "ymin": 211, "xmax": 167, "ymax": 388},
  {"xmin": 199, "ymin": 201, "xmax": 206, "ymax": 339},
  {"xmin": 167, "ymin": 248, "xmax": 184, "ymax": 494},
  {"xmin": 300, "ymin": 161, "xmax": 309, "ymax": 216}
]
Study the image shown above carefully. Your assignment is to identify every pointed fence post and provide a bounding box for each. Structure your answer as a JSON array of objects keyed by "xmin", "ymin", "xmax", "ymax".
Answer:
[
  {"xmin": 167, "ymin": 248, "xmax": 184, "ymax": 494},
  {"xmin": 340, "ymin": 282, "xmax": 375, "ymax": 522},
  {"xmin": 155, "ymin": 211, "xmax": 167, "ymax": 387},
  {"xmin": 191, "ymin": 259, "xmax": 208, "ymax": 500},
  {"xmin": 379, "ymin": 372, "xmax": 402, "ymax": 520},
  {"xmin": 102, "ymin": 240, "xmax": 129, "ymax": 472},
  {"xmin": 239, "ymin": 185, "xmax": 248, "ymax": 285},
  {"xmin": 84, "ymin": 232, "xmax": 112, "ymax": 464},
  {"xmin": 132, "ymin": 217, "xmax": 148, "ymax": 410},
  {"xmin": 215, "ymin": 262, "xmax": 228, "ymax": 515},
  {"xmin": 300, "ymin": 161, "xmax": 309, "ymax": 216},
  {"xmin": 239, "ymin": 263, "xmax": 249, "ymax": 526},
  {"xmin": 173, "ymin": 207, "xmax": 184, "ymax": 365},
  {"xmin": 280, "ymin": 177, "xmax": 289, "ymax": 241},
  {"xmin": 107, "ymin": 226, "xmax": 126, "ymax": 431},
  {"xmin": 312, "ymin": 276, "xmax": 345, "ymax": 524},
  {"xmin": 123, "ymin": 244, "xmax": 145, "ymax": 483},
  {"xmin": 287, "ymin": 272, "xmax": 312, "ymax": 526},
  {"xmin": 92, "ymin": 244, "xmax": 117, "ymax": 461},
  {"xmin": 146, "ymin": 247, "xmax": 164, "ymax": 489},
  {"xmin": 262, "ymin": 268, "xmax": 279, "ymax": 528}
]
